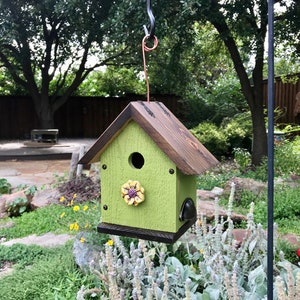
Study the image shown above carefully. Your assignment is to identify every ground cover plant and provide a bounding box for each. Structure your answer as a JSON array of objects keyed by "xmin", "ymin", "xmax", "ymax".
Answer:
[
  {"xmin": 197, "ymin": 136, "xmax": 300, "ymax": 235},
  {"xmin": 0, "ymin": 136, "xmax": 299, "ymax": 299},
  {"xmin": 77, "ymin": 184, "xmax": 300, "ymax": 299},
  {"xmin": 0, "ymin": 242, "xmax": 98, "ymax": 300}
]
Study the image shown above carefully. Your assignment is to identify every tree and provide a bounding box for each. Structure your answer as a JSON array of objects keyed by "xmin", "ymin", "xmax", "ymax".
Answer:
[
  {"xmin": 74, "ymin": 67, "xmax": 145, "ymax": 97},
  {"xmin": 111, "ymin": 0, "xmax": 299, "ymax": 165},
  {"xmin": 175, "ymin": 0, "xmax": 299, "ymax": 165},
  {"xmin": 0, "ymin": 0, "xmax": 128, "ymax": 128}
]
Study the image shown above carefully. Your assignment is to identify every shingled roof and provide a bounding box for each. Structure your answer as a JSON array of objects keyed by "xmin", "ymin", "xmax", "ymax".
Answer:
[{"xmin": 79, "ymin": 101, "xmax": 218, "ymax": 175}]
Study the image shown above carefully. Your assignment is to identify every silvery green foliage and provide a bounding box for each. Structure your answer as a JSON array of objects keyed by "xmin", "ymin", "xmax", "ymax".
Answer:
[
  {"xmin": 78, "ymin": 237, "xmax": 202, "ymax": 299},
  {"xmin": 78, "ymin": 183, "xmax": 300, "ymax": 299}
]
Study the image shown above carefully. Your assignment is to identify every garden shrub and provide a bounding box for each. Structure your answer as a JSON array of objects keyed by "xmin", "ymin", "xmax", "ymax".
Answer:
[
  {"xmin": 244, "ymin": 136, "xmax": 300, "ymax": 181},
  {"xmin": 273, "ymin": 137, "xmax": 300, "ymax": 177},
  {"xmin": 254, "ymin": 185, "xmax": 300, "ymax": 234},
  {"xmin": 191, "ymin": 112, "xmax": 253, "ymax": 159},
  {"xmin": 190, "ymin": 121, "xmax": 229, "ymax": 158},
  {"xmin": 222, "ymin": 112, "xmax": 252, "ymax": 153}
]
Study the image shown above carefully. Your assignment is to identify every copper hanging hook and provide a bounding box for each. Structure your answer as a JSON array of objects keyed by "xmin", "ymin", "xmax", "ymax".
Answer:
[{"xmin": 143, "ymin": 0, "xmax": 155, "ymax": 38}]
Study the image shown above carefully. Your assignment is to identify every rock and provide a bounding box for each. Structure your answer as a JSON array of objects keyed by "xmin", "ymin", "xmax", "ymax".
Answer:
[
  {"xmin": 197, "ymin": 200, "xmax": 247, "ymax": 222},
  {"xmin": 1, "ymin": 232, "xmax": 73, "ymax": 247},
  {"xmin": 281, "ymin": 233, "xmax": 300, "ymax": 248},
  {"xmin": 0, "ymin": 196, "xmax": 7, "ymax": 218},
  {"xmin": 0, "ymin": 221, "xmax": 14, "ymax": 230},
  {"xmin": 197, "ymin": 190, "xmax": 216, "ymax": 200},
  {"xmin": 232, "ymin": 230, "xmax": 300, "ymax": 249},
  {"xmin": 73, "ymin": 232, "xmax": 102, "ymax": 272},
  {"xmin": 224, "ymin": 177, "xmax": 267, "ymax": 202},
  {"xmin": 231, "ymin": 229, "xmax": 252, "ymax": 246},
  {"xmin": 211, "ymin": 187, "xmax": 224, "ymax": 196},
  {"xmin": 0, "ymin": 261, "xmax": 14, "ymax": 279},
  {"xmin": 197, "ymin": 187, "xmax": 224, "ymax": 201},
  {"xmin": 275, "ymin": 177, "xmax": 300, "ymax": 189},
  {"xmin": 0, "ymin": 190, "xmax": 32, "ymax": 218},
  {"xmin": 30, "ymin": 188, "xmax": 60, "ymax": 209}
]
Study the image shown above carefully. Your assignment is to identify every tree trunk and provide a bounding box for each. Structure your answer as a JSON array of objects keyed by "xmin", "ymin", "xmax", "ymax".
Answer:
[
  {"xmin": 250, "ymin": 100, "xmax": 268, "ymax": 166},
  {"xmin": 33, "ymin": 93, "xmax": 55, "ymax": 128}
]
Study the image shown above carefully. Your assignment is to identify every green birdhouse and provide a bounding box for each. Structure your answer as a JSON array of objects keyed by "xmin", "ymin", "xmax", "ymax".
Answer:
[{"xmin": 80, "ymin": 101, "xmax": 218, "ymax": 243}]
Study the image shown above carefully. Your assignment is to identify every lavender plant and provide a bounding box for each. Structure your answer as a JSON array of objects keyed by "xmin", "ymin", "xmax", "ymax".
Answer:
[{"xmin": 77, "ymin": 183, "xmax": 300, "ymax": 299}]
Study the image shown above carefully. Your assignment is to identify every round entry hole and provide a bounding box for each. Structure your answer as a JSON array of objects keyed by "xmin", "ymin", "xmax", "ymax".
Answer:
[{"xmin": 129, "ymin": 152, "xmax": 145, "ymax": 169}]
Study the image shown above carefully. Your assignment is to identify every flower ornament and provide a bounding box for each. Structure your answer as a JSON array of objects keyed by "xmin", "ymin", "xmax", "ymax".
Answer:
[{"xmin": 121, "ymin": 180, "xmax": 145, "ymax": 206}]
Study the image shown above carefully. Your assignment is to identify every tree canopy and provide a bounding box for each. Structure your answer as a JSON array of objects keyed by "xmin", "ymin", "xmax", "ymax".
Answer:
[
  {"xmin": 0, "ymin": 0, "xmax": 299, "ymax": 165},
  {"xmin": 149, "ymin": 0, "xmax": 299, "ymax": 165},
  {"xmin": 0, "ymin": 0, "xmax": 129, "ymax": 127}
]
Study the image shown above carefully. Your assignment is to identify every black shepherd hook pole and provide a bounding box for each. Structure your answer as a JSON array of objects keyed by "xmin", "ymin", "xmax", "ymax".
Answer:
[
  {"xmin": 143, "ymin": 0, "xmax": 155, "ymax": 38},
  {"xmin": 267, "ymin": 0, "xmax": 274, "ymax": 299}
]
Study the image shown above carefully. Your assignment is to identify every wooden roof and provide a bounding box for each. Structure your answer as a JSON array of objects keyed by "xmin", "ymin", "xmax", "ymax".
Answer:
[{"xmin": 79, "ymin": 101, "xmax": 218, "ymax": 175}]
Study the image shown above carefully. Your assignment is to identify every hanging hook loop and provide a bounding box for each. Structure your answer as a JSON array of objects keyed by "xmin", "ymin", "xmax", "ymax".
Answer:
[{"xmin": 143, "ymin": 0, "xmax": 155, "ymax": 38}]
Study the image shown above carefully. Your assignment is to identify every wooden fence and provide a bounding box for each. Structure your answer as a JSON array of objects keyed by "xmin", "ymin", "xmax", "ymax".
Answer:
[
  {"xmin": 0, "ymin": 94, "xmax": 182, "ymax": 139},
  {"xmin": 263, "ymin": 73, "xmax": 300, "ymax": 124},
  {"xmin": 1, "ymin": 74, "xmax": 299, "ymax": 139}
]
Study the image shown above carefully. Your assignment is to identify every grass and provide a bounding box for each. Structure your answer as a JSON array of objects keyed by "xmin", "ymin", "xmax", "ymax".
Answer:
[
  {"xmin": 0, "ymin": 242, "xmax": 98, "ymax": 300},
  {"xmin": 0, "ymin": 200, "xmax": 103, "ymax": 300},
  {"xmin": 0, "ymin": 200, "xmax": 101, "ymax": 240}
]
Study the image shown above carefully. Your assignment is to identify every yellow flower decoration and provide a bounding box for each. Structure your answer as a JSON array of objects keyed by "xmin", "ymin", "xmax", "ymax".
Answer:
[
  {"xmin": 107, "ymin": 239, "xmax": 114, "ymax": 246},
  {"xmin": 121, "ymin": 180, "xmax": 145, "ymax": 206},
  {"xmin": 59, "ymin": 196, "xmax": 65, "ymax": 202},
  {"xmin": 83, "ymin": 205, "xmax": 88, "ymax": 211},
  {"xmin": 73, "ymin": 205, "xmax": 80, "ymax": 212},
  {"xmin": 80, "ymin": 237, "xmax": 85, "ymax": 243}
]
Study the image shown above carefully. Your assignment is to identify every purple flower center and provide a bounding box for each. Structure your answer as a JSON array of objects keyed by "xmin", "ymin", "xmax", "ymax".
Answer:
[{"xmin": 128, "ymin": 188, "xmax": 137, "ymax": 198}]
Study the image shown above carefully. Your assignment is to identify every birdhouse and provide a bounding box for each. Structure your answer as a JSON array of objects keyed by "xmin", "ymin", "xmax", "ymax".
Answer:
[{"xmin": 80, "ymin": 101, "xmax": 218, "ymax": 243}]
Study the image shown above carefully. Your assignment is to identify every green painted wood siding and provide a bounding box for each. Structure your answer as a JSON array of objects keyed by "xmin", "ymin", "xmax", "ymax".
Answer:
[{"xmin": 100, "ymin": 120, "xmax": 196, "ymax": 233}]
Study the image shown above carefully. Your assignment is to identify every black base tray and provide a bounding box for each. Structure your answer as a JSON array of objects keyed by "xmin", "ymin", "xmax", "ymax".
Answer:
[{"xmin": 97, "ymin": 218, "xmax": 196, "ymax": 244}]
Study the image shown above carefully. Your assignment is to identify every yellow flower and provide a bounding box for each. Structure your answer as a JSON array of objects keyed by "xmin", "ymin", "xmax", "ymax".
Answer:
[
  {"xmin": 80, "ymin": 237, "xmax": 85, "ymax": 243},
  {"xmin": 199, "ymin": 249, "xmax": 204, "ymax": 255},
  {"xmin": 83, "ymin": 205, "xmax": 88, "ymax": 211},
  {"xmin": 74, "ymin": 222, "xmax": 79, "ymax": 231},
  {"xmin": 60, "ymin": 212, "xmax": 66, "ymax": 218},
  {"xmin": 59, "ymin": 196, "xmax": 65, "ymax": 202},
  {"xmin": 107, "ymin": 239, "xmax": 114, "ymax": 246},
  {"xmin": 73, "ymin": 205, "xmax": 80, "ymax": 212},
  {"xmin": 73, "ymin": 193, "xmax": 77, "ymax": 199},
  {"xmin": 70, "ymin": 222, "xmax": 79, "ymax": 231}
]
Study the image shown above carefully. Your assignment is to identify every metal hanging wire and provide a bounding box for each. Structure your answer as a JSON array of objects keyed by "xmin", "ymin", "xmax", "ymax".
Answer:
[{"xmin": 142, "ymin": 0, "xmax": 158, "ymax": 102}]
